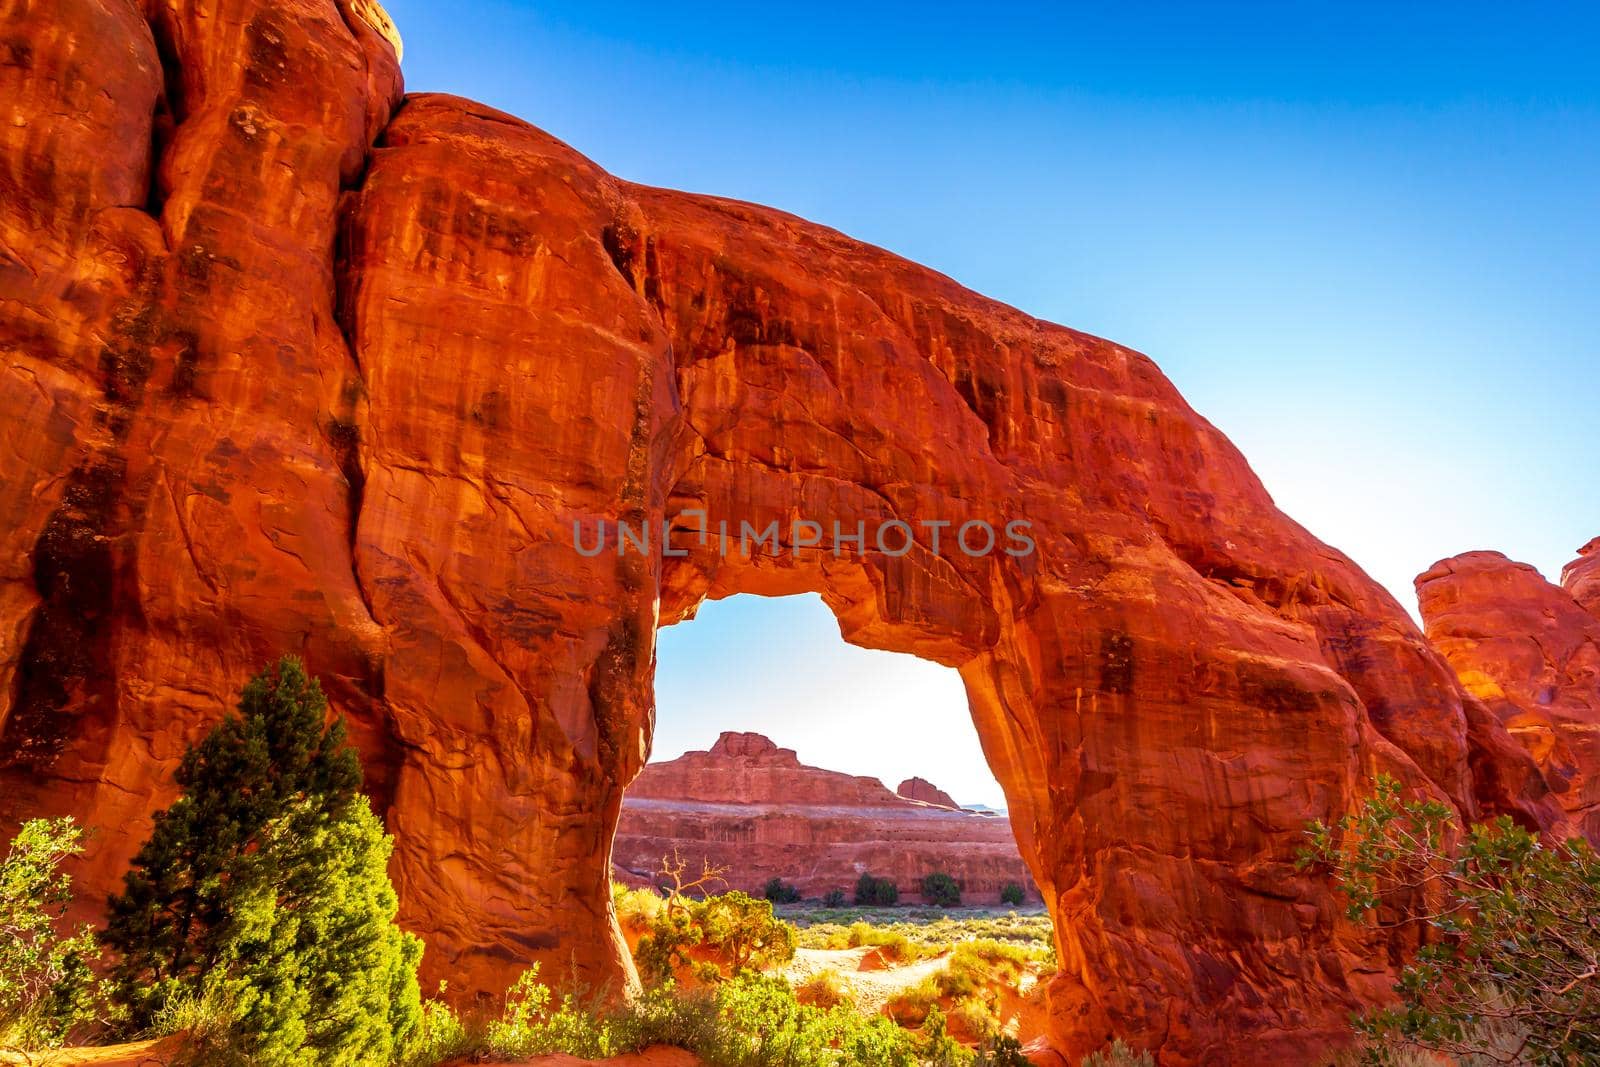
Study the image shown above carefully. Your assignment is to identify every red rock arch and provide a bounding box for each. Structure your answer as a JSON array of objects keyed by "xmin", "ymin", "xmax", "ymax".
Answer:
[{"xmin": 0, "ymin": 3, "xmax": 1561, "ymax": 1063}]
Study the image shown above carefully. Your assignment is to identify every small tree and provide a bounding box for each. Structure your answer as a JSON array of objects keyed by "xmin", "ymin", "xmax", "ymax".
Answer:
[
  {"xmin": 855, "ymin": 873, "xmax": 899, "ymax": 907},
  {"xmin": 103, "ymin": 657, "xmax": 422, "ymax": 1064},
  {"xmin": 1300, "ymin": 773, "xmax": 1600, "ymax": 1064},
  {"xmin": 763, "ymin": 877, "xmax": 801, "ymax": 904},
  {"xmin": 921, "ymin": 871, "xmax": 961, "ymax": 907},
  {"xmin": 999, "ymin": 883, "xmax": 1025, "ymax": 907},
  {"xmin": 698, "ymin": 890, "xmax": 796, "ymax": 974},
  {"xmin": 822, "ymin": 888, "xmax": 847, "ymax": 908},
  {"xmin": 0, "ymin": 817, "xmax": 100, "ymax": 1048}
]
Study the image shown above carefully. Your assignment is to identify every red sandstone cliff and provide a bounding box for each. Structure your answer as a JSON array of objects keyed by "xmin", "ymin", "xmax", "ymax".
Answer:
[
  {"xmin": 1417, "ymin": 545, "xmax": 1600, "ymax": 838},
  {"xmin": 0, "ymin": 2, "xmax": 1569, "ymax": 1062},
  {"xmin": 615, "ymin": 732, "xmax": 1031, "ymax": 901},
  {"xmin": 897, "ymin": 776, "xmax": 961, "ymax": 809}
]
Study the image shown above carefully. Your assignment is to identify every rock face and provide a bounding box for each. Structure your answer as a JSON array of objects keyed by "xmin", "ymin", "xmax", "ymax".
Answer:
[
  {"xmin": 614, "ymin": 732, "xmax": 1032, "ymax": 901},
  {"xmin": 897, "ymin": 776, "xmax": 961, "ymax": 809},
  {"xmin": 1564, "ymin": 538, "xmax": 1600, "ymax": 619},
  {"xmin": 0, "ymin": 2, "xmax": 1568, "ymax": 1062},
  {"xmin": 1417, "ymin": 547, "xmax": 1600, "ymax": 839}
]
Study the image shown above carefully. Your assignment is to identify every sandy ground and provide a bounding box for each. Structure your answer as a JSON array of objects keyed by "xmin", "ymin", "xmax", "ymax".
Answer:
[{"xmin": 782, "ymin": 946, "xmax": 953, "ymax": 1013}]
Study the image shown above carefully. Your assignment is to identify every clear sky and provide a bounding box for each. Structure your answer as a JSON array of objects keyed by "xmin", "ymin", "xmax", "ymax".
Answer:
[{"xmin": 383, "ymin": 1, "xmax": 1599, "ymax": 808}]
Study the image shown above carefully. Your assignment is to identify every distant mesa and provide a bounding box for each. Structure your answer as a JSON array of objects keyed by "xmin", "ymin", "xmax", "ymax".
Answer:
[
  {"xmin": 895, "ymin": 776, "xmax": 960, "ymax": 810},
  {"xmin": 615, "ymin": 732, "xmax": 1037, "ymax": 903}
]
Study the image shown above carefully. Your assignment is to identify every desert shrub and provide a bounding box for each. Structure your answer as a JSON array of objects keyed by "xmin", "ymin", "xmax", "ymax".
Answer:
[
  {"xmin": 885, "ymin": 975, "xmax": 943, "ymax": 1026},
  {"xmin": 405, "ymin": 967, "xmax": 956, "ymax": 1067},
  {"xmin": 699, "ymin": 891, "xmax": 797, "ymax": 973},
  {"xmin": 999, "ymin": 883, "xmax": 1025, "ymax": 906},
  {"xmin": 822, "ymin": 888, "xmax": 847, "ymax": 908},
  {"xmin": 976, "ymin": 1033, "xmax": 1032, "ymax": 1066},
  {"xmin": 0, "ymin": 817, "xmax": 101, "ymax": 1048},
  {"xmin": 1080, "ymin": 1038, "xmax": 1155, "ymax": 1066},
  {"xmin": 887, "ymin": 939, "xmax": 1040, "ymax": 1034},
  {"xmin": 103, "ymin": 656, "xmax": 423, "ymax": 1065},
  {"xmin": 855, "ymin": 872, "xmax": 900, "ymax": 906},
  {"xmin": 635, "ymin": 888, "xmax": 796, "ymax": 984},
  {"xmin": 921, "ymin": 871, "xmax": 962, "ymax": 907},
  {"xmin": 917, "ymin": 1006, "xmax": 971, "ymax": 1067},
  {"xmin": 844, "ymin": 921, "xmax": 940, "ymax": 963},
  {"xmin": 613, "ymin": 883, "xmax": 665, "ymax": 929},
  {"xmin": 1301, "ymin": 773, "xmax": 1600, "ymax": 1064},
  {"xmin": 763, "ymin": 877, "xmax": 802, "ymax": 904},
  {"xmin": 397, "ymin": 988, "xmax": 482, "ymax": 1067},
  {"xmin": 795, "ymin": 969, "xmax": 854, "ymax": 1010}
]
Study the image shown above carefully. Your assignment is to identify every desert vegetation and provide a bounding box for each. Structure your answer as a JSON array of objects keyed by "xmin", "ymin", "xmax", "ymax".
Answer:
[
  {"xmin": 0, "ymin": 657, "xmax": 1160, "ymax": 1067},
  {"xmin": 920, "ymin": 871, "xmax": 963, "ymax": 907},
  {"xmin": 1302, "ymin": 774, "xmax": 1600, "ymax": 1064},
  {"xmin": 856, "ymin": 871, "xmax": 901, "ymax": 906}
]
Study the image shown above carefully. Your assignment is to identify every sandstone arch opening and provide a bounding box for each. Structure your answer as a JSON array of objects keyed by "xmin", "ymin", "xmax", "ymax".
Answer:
[{"xmin": 616, "ymin": 591, "xmax": 1041, "ymax": 910}]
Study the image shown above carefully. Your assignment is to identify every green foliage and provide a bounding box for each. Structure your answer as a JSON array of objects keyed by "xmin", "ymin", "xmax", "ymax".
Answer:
[
  {"xmin": 408, "ymin": 969, "xmax": 957, "ymax": 1067},
  {"xmin": 204, "ymin": 798, "xmax": 423, "ymax": 1065},
  {"xmin": 855, "ymin": 872, "xmax": 900, "ymax": 906},
  {"xmin": 921, "ymin": 871, "xmax": 962, "ymax": 907},
  {"xmin": 635, "ymin": 888, "xmax": 797, "ymax": 985},
  {"xmin": 398, "ymin": 984, "xmax": 482, "ymax": 1067},
  {"xmin": 999, "ymin": 883, "xmax": 1025, "ymax": 907},
  {"xmin": 797, "ymin": 912, "xmax": 1054, "ymax": 964},
  {"xmin": 102, "ymin": 657, "xmax": 422, "ymax": 1065},
  {"xmin": 975, "ymin": 1032, "xmax": 1031, "ymax": 1066},
  {"xmin": 1300, "ymin": 773, "xmax": 1600, "ymax": 1065},
  {"xmin": 0, "ymin": 817, "xmax": 100, "ymax": 1048},
  {"xmin": 794, "ymin": 968, "xmax": 853, "ymax": 1009},
  {"xmin": 887, "ymin": 938, "xmax": 1041, "ymax": 1031},
  {"xmin": 1079, "ymin": 1038, "xmax": 1155, "ymax": 1066},
  {"xmin": 822, "ymin": 888, "xmax": 846, "ymax": 908},
  {"xmin": 763, "ymin": 877, "xmax": 802, "ymax": 904}
]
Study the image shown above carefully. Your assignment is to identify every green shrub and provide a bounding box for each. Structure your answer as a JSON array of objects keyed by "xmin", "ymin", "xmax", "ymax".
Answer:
[
  {"xmin": 422, "ymin": 968, "xmax": 951, "ymax": 1067},
  {"xmin": 635, "ymin": 888, "xmax": 796, "ymax": 984},
  {"xmin": 854, "ymin": 872, "xmax": 899, "ymax": 906},
  {"xmin": 794, "ymin": 969, "xmax": 853, "ymax": 1010},
  {"xmin": 1080, "ymin": 1038, "xmax": 1156, "ymax": 1066},
  {"xmin": 103, "ymin": 656, "xmax": 423, "ymax": 1065},
  {"xmin": 1300, "ymin": 773, "xmax": 1600, "ymax": 1064},
  {"xmin": 999, "ymin": 882, "xmax": 1025, "ymax": 906},
  {"xmin": 0, "ymin": 817, "xmax": 101, "ymax": 1048},
  {"xmin": 822, "ymin": 888, "xmax": 846, "ymax": 908},
  {"xmin": 977, "ymin": 1033, "xmax": 1032, "ymax": 1066},
  {"xmin": 763, "ymin": 877, "xmax": 802, "ymax": 904},
  {"xmin": 921, "ymin": 871, "xmax": 962, "ymax": 907}
]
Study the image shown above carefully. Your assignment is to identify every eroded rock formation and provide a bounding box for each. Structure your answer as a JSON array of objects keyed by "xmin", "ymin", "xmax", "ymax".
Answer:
[
  {"xmin": 897, "ymin": 776, "xmax": 961, "ymax": 809},
  {"xmin": 614, "ymin": 732, "xmax": 1031, "ymax": 901},
  {"xmin": 0, "ymin": 1, "xmax": 1568, "ymax": 1061},
  {"xmin": 1417, "ymin": 546, "xmax": 1600, "ymax": 838}
]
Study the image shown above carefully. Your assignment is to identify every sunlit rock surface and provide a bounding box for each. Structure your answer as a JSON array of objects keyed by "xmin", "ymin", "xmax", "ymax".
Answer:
[
  {"xmin": 0, "ymin": 1, "xmax": 1568, "ymax": 1061},
  {"xmin": 614, "ymin": 731, "xmax": 1034, "ymax": 902},
  {"xmin": 1417, "ymin": 545, "xmax": 1600, "ymax": 839}
]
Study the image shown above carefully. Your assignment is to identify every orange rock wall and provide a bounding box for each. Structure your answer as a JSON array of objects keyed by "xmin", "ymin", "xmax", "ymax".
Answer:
[
  {"xmin": 0, "ymin": 2, "xmax": 1568, "ymax": 1062},
  {"xmin": 1417, "ymin": 547, "xmax": 1600, "ymax": 839}
]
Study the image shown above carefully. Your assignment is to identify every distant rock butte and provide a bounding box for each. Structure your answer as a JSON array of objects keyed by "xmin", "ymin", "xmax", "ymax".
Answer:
[
  {"xmin": 615, "ymin": 733, "xmax": 1032, "ymax": 901},
  {"xmin": 0, "ymin": 1, "xmax": 1575, "ymax": 1062},
  {"xmin": 896, "ymin": 776, "xmax": 961, "ymax": 809},
  {"xmin": 1417, "ymin": 545, "xmax": 1600, "ymax": 839}
]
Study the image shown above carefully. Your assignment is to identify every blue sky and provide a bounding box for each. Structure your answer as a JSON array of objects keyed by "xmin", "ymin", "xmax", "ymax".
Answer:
[{"xmin": 383, "ymin": 1, "xmax": 1599, "ymax": 807}]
